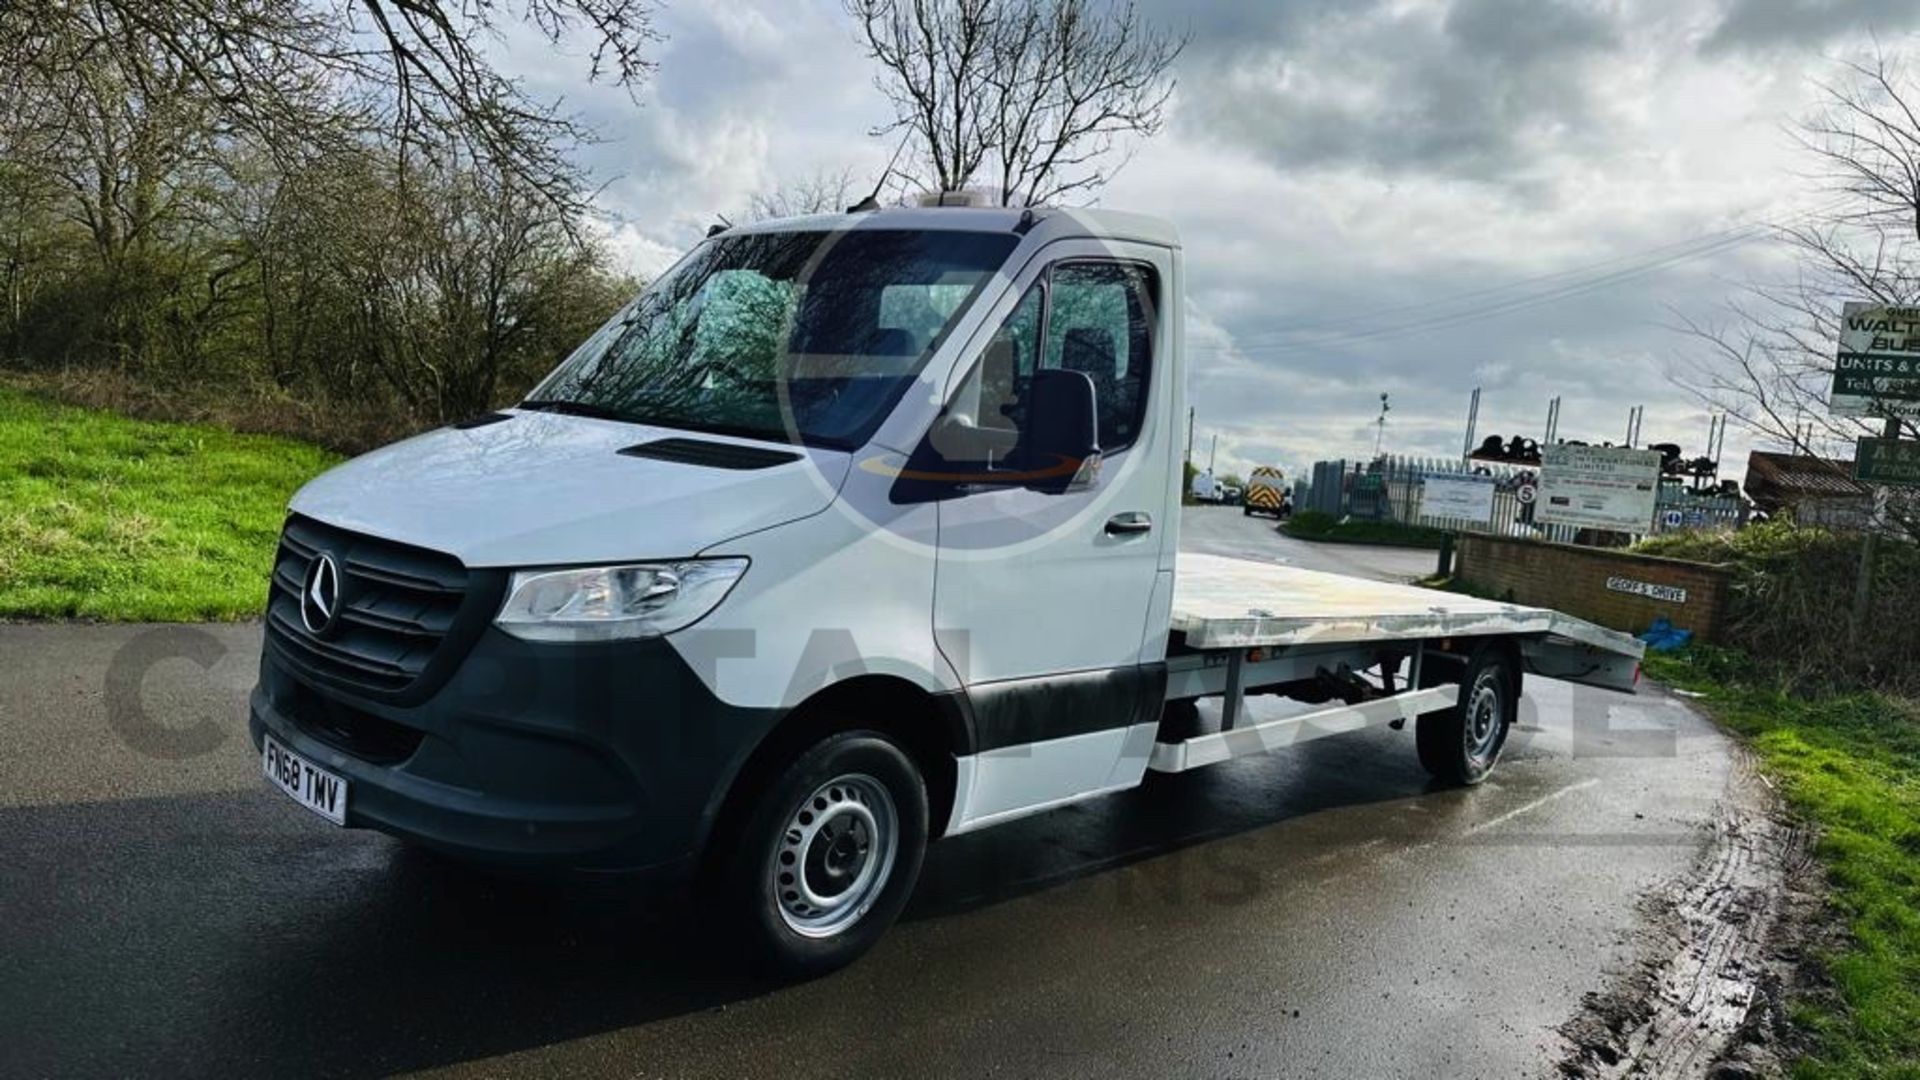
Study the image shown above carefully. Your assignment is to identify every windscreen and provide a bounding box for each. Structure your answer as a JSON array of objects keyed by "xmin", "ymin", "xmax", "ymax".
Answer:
[{"xmin": 528, "ymin": 229, "xmax": 1021, "ymax": 448}]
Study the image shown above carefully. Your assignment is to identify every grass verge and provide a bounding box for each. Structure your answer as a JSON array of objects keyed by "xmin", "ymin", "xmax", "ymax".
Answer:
[
  {"xmin": 1648, "ymin": 646, "xmax": 1920, "ymax": 1078},
  {"xmin": 1281, "ymin": 509, "xmax": 1448, "ymax": 549},
  {"xmin": 0, "ymin": 386, "xmax": 337, "ymax": 620},
  {"xmin": 3, "ymin": 366, "xmax": 428, "ymax": 455}
]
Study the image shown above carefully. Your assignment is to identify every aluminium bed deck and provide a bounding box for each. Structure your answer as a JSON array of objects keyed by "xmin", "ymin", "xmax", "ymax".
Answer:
[{"xmin": 1170, "ymin": 553, "xmax": 1644, "ymax": 658}]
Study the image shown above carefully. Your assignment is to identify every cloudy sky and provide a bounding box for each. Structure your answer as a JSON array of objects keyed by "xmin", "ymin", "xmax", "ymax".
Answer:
[{"xmin": 501, "ymin": 0, "xmax": 1919, "ymax": 481}]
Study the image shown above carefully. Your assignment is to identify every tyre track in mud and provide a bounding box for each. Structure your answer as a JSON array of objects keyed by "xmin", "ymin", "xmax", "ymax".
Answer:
[{"xmin": 1559, "ymin": 753, "xmax": 1815, "ymax": 1079}]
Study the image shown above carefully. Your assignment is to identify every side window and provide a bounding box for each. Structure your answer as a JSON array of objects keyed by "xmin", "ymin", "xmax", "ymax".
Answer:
[
  {"xmin": 1042, "ymin": 262, "xmax": 1155, "ymax": 451},
  {"xmin": 941, "ymin": 282, "xmax": 1042, "ymax": 446},
  {"xmin": 928, "ymin": 260, "xmax": 1155, "ymax": 472}
]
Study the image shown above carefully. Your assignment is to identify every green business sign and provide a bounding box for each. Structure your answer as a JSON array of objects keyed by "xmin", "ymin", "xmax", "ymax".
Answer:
[
  {"xmin": 1832, "ymin": 303, "xmax": 1920, "ymax": 418},
  {"xmin": 1856, "ymin": 436, "xmax": 1920, "ymax": 487},
  {"xmin": 1833, "ymin": 365, "xmax": 1920, "ymax": 400}
]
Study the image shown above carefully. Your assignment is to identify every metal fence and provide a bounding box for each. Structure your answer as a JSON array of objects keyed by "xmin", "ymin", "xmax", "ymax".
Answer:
[
  {"xmin": 1304, "ymin": 455, "xmax": 1749, "ymax": 543},
  {"xmin": 1649, "ymin": 486, "xmax": 1751, "ymax": 534}
]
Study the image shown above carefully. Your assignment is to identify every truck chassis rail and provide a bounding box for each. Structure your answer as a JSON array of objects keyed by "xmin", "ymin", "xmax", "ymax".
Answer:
[{"xmin": 1149, "ymin": 686, "xmax": 1455, "ymax": 772}]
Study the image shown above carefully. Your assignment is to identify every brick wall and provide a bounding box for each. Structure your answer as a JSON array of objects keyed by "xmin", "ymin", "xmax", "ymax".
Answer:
[{"xmin": 1455, "ymin": 534, "xmax": 1733, "ymax": 642}]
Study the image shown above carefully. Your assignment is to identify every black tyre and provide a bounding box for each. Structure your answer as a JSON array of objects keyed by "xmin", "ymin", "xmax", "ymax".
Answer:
[
  {"xmin": 715, "ymin": 731, "xmax": 928, "ymax": 978},
  {"xmin": 1242, "ymin": 504, "xmax": 1253, "ymax": 516},
  {"xmin": 1416, "ymin": 647, "xmax": 1516, "ymax": 786}
]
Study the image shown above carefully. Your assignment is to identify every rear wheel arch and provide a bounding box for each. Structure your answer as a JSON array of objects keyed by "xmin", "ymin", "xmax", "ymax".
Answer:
[
  {"xmin": 1416, "ymin": 636, "xmax": 1524, "ymax": 701},
  {"xmin": 1487, "ymin": 636, "xmax": 1525, "ymax": 698}
]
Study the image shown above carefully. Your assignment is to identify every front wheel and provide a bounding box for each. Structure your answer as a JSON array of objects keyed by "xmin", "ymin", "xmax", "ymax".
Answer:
[
  {"xmin": 1416, "ymin": 647, "xmax": 1516, "ymax": 785},
  {"xmin": 714, "ymin": 731, "xmax": 928, "ymax": 978}
]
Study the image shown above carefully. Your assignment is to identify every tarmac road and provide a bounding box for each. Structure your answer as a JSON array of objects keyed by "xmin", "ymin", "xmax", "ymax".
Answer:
[
  {"xmin": 0, "ymin": 508, "xmax": 1733, "ymax": 1078},
  {"xmin": 1180, "ymin": 504, "xmax": 1438, "ymax": 582}
]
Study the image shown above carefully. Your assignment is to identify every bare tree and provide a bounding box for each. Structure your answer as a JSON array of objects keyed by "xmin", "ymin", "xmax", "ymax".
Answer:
[
  {"xmin": 747, "ymin": 169, "xmax": 864, "ymax": 220},
  {"xmin": 0, "ymin": 0, "xmax": 661, "ymax": 211},
  {"xmin": 1676, "ymin": 51, "xmax": 1920, "ymax": 540},
  {"xmin": 846, "ymin": 0, "xmax": 1181, "ymax": 207}
]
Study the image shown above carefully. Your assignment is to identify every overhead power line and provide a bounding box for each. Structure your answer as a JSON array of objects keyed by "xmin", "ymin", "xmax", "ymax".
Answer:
[{"xmin": 1237, "ymin": 230, "xmax": 1758, "ymax": 352}]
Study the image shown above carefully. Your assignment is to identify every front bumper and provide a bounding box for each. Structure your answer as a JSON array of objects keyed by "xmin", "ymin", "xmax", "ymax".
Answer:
[{"xmin": 249, "ymin": 629, "xmax": 781, "ymax": 875}]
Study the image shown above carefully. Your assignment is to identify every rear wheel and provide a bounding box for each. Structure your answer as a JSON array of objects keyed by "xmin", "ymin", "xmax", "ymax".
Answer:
[
  {"xmin": 1242, "ymin": 504, "xmax": 1253, "ymax": 516},
  {"xmin": 1416, "ymin": 647, "xmax": 1516, "ymax": 785},
  {"xmin": 714, "ymin": 731, "xmax": 928, "ymax": 978}
]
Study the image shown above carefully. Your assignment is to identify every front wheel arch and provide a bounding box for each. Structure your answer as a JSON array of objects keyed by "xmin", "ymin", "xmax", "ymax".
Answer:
[{"xmin": 702, "ymin": 675, "xmax": 961, "ymax": 877}]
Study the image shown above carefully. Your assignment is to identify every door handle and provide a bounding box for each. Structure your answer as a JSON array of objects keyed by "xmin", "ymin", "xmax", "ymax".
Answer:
[{"xmin": 1105, "ymin": 511, "xmax": 1153, "ymax": 536}]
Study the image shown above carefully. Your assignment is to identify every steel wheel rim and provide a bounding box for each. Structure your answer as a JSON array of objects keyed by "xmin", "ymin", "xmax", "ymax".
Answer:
[
  {"xmin": 772, "ymin": 773, "xmax": 898, "ymax": 939},
  {"xmin": 1464, "ymin": 671, "xmax": 1504, "ymax": 765}
]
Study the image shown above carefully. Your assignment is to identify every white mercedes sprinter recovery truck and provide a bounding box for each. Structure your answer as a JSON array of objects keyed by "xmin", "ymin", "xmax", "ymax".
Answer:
[{"xmin": 251, "ymin": 203, "xmax": 1643, "ymax": 974}]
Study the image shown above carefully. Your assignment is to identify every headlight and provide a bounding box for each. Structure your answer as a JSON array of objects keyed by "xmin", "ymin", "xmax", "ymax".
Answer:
[{"xmin": 494, "ymin": 558, "xmax": 748, "ymax": 641}]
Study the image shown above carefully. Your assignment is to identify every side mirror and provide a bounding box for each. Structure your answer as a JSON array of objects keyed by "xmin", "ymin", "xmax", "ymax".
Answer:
[{"xmin": 1012, "ymin": 368, "xmax": 1101, "ymax": 494}]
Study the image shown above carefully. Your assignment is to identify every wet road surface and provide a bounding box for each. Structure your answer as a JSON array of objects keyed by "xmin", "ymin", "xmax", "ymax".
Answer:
[
  {"xmin": 1180, "ymin": 505, "xmax": 1437, "ymax": 582},
  {"xmin": 0, "ymin": 510, "xmax": 1727, "ymax": 1078}
]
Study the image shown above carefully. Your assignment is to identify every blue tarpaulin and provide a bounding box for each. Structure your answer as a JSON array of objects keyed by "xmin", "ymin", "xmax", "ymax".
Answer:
[{"xmin": 1638, "ymin": 616, "xmax": 1692, "ymax": 652}]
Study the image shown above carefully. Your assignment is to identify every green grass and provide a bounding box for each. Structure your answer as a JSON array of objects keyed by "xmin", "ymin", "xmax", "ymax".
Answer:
[
  {"xmin": 1647, "ymin": 647, "xmax": 1920, "ymax": 1079},
  {"xmin": 0, "ymin": 387, "xmax": 337, "ymax": 620},
  {"xmin": 1281, "ymin": 508, "xmax": 1449, "ymax": 549}
]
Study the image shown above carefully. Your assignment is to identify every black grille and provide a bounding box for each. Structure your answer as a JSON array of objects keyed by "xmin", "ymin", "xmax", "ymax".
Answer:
[
  {"xmin": 266, "ymin": 515, "xmax": 475, "ymax": 697},
  {"xmin": 617, "ymin": 437, "xmax": 801, "ymax": 470},
  {"xmin": 276, "ymin": 675, "xmax": 427, "ymax": 764}
]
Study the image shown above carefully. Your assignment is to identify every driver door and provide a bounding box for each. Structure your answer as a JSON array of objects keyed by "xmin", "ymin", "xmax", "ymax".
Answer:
[{"xmin": 930, "ymin": 243, "xmax": 1174, "ymax": 831}]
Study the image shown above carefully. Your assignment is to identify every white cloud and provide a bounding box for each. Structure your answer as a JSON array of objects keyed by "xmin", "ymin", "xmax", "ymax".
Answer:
[{"xmin": 494, "ymin": 0, "xmax": 1920, "ymax": 484}]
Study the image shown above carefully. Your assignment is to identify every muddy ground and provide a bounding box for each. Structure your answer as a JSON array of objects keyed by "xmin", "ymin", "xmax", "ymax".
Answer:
[{"xmin": 1558, "ymin": 750, "xmax": 1834, "ymax": 1080}]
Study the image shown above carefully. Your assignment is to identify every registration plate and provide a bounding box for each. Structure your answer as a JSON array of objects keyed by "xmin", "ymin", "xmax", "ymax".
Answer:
[{"xmin": 262, "ymin": 734, "xmax": 348, "ymax": 826}]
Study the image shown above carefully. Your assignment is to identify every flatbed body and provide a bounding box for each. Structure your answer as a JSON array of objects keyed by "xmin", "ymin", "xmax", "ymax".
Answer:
[
  {"xmin": 1171, "ymin": 553, "xmax": 1642, "ymax": 656},
  {"xmin": 1144, "ymin": 552, "xmax": 1646, "ymax": 775}
]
